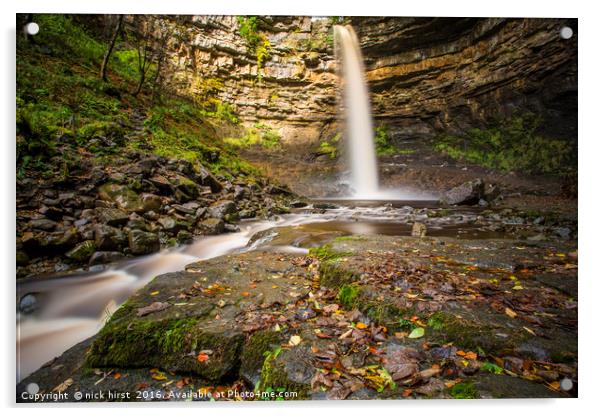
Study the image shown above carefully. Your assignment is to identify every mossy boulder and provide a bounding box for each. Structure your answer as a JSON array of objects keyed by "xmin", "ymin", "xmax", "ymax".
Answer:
[
  {"xmin": 65, "ymin": 240, "xmax": 96, "ymax": 262},
  {"xmin": 169, "ymin": 174, "xmax": 199, "ymax": 198},
  {"xmin": 128, "ymin": 229, "xmax": 160, "ymax": 255},
  {"xmin": 86, "ymin": 251, "xmax": 311, "ymax": 383},
  {"xmin": 239, "ymin": 330, "xmax": 284, "ymax": 385},
  {"xmin": 98, "ymin": 183, "xmax": 142, "ymax": 212},
  {"xmin": 259, "ymin": 344, "xmax": 313, "ymax": 399}
]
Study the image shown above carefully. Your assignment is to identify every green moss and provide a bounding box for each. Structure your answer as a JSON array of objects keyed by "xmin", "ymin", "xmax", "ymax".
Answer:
[
  {"xmin": 374, "ymin": 125, "xmax": 397, "ymax": 156},
  {"xmin": 337, "ymin": 284, "xmax": 360, "ymax": 309},
  {"xmin": 427, "ymin": 311, "xmax": 519, "ymax": 354},
  {"xmin": 259, "ymin": 347, "xmax": 309, "ymax": 399},
  {"xmin": 318, "ymin": 261, "xmax": 357, "ymax": 289},
  {"xmin": 450, "ymin": 382, "xmax": 478, "ymax": 399},
  {"xmin": 308, "ymin": 244, "xmax": 351, "ymax": 263},
  {"xmin": 433, "ymin": 112, "xmax": 575, "ymax": 175},
  {"xmin": 427, "ymin": 311, "xmax": 446, "ymax": 330},
  {"xmin": 240, "ymin": 330, "xmax": 283, "ymax": 381},
  {"xmin": 333, "ymin": 235, "xmax": 365, "ymax": 242},
  {"xmin": 86, "ymin": 308, "xmax": 244, "ymax": 382},
  {"xmin": 237, "ymin": 16, "xmax": 271, "ymax": 81},
  {"xmin": 224, "ymin": 123, "xmax": 281, "ymax": 149}
]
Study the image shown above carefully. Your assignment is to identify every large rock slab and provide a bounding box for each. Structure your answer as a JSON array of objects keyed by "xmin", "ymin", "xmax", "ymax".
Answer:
[
  {"xmin": 439, "ymin": 178, "xmax": 485, "ymax": 205},
  {"xmin": 86, "ymin": 251, "xmax": 311, "ymax": 382}
]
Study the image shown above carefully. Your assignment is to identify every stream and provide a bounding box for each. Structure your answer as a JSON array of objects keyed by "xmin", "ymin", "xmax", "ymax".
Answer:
[{"xmin": 17, "ymin": 200, "xmax": 509, "ymax": 382}]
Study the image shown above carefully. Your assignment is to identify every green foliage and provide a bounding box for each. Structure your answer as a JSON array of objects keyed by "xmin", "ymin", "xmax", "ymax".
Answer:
[
  {"xmin": 16, "ymin": 14, "xmax": 251, "ymax": 183},
  {"xmin": 308, "ymin": 243, "xmax": 351, "ymax": 262},
  {"xmin": 481, "ymin": 362, "xmax": 504, "ymax": 375},
  {"xmin": 237, "ymin": 16, "xmax": 271, "ymax": 81},
  {"xmin": 450, "ymin": 382, "xmax": 478, "ymax": 399},
  {"xmin": 337, "ymin": 284, "xmax": 360, "ymax": 309},
  {"xmin": 399, "ymin": 318, "xmax": 417, "ymax": 332},
  {"xmin": 427, "ymin": 311, "xmax": 446, "ymax": 330},
  {"xmin": 433, "ymin": 113, "xmax": 575, "ymax": 174},
  {"xmin": 316, "ymin": 133, "xmax": 341, "ymax": 159},
  {"xmin": 374, "ymin": 125, "xmax": 397, "ymax": 156},
  {"xmin": 33, "ymin": 15, "xmax": 105, "ymax": 64},
  {"xmin": 224, "ymin": 123, "xmax": 280, "ymax": 149}
]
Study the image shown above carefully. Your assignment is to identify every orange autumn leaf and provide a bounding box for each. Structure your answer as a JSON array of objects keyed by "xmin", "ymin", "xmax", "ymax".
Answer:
[
  {"xmin": 241, "ymin": 292, "xmax": 250, "ymax": 297},
  {"xmin": 356, "ymin": 322, "xmax": 367, "ymax": 329},
  {"xmin": 176, "ymin": 378, "xmax": 190, "ymax": 389},
  {"xmin": 197, "ymin": 352, "xmax": 210, "ymax": 363},
  {"xmin": 456, "ymin": 350, "xmax": 467, "ymax": 357},
  {"xmin": 402, "ymin": 389, "xmax": 413, "ymax": 397},
  {"xmin": 465, "ymin": 351, "xmax": 477, "ymax": 360},
  {"xmin": 114, "ymin": 373, "xmax": 122, "ymax": 380}
]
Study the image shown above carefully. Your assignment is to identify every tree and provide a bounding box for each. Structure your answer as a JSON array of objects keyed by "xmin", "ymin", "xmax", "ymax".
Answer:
[{"xmin": 99, "ymin": 15, "xmax": 123, "ymax": 82}]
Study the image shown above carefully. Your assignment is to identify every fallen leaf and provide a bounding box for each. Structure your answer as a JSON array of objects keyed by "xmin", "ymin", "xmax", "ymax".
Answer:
[
  {"xmin": 150, "ymin": 369, "xmax": 167, "ymax": 381},
  {"xmin": 355, "ymin": 322, "xmax": 367, "ymax": 329},
  {"xmin": 288, "ymin": 335, "xmax": 302, "ymax": 346},
  {"xmin": 241, "ymin": 292, "xmax": 250, "ymax": 297},
  {"xmin": 408, "ymin": 327, "xmax": 425, "ymax": 339},
  {"xmin": 150, "ymin": 291, "xmax": 160, "ymax": 296},
  {"xmin": 197, "ymin": 352, "xmax": 210, "ymax": 363},
  {"xmin": 137, "ymin": 301, "xmax": 170, "ymax": 317},
  {"xmin": 505, "ymin": 307, "xmax": 517, "ymax": 319},
  {"xmin": 523, "ymin": 326, "xmax": 537, "ymax": 336},
  {"xmin": 52, "ymin": 378, "xmax": 73, "ymax": 393},
  {"xmin": 465, "ymin": 351, "xmax": 478, "ymax": 360},
  {"xmin": 114, "ymin": 373, "xmax": 122, "ymax": 380}
]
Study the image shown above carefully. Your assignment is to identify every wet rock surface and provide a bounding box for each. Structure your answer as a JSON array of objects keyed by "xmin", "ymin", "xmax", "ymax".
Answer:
[
  {"xmin": 19, "ymin": 231, "xmax": 576, "ymax": 401},
  {"xmin": 16, "ymin": 149, "xmax": 298, "ymax": 279}
]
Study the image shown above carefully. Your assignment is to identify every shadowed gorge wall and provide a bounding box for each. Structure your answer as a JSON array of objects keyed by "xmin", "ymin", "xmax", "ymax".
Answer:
[{"xmin": 121, "ymin": 16, "xmax": 577, "ymax": 146}]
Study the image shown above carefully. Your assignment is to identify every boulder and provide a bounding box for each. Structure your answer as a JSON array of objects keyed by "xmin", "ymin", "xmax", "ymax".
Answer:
[
  {"xmin": 439, "ymin": 179, "xmax": 485, "ymax": 205},
  {"xmin": 96, "ymin": 208, "xmax": 129, "ymax": 226},
  {"xmin": 139, "ymin": 193, "xmax": 162, "ymax": 213},
  {"xmin": 169, "ymin": 174, "xmax": 199, "ymax": 198},
  {"xmin": 193, "ymin": 163, "xmax": 223, "ymax": 193},
  {"xmin": 65, "ymin": 240, "xmax": 96, "ymax": 262},
  {"xmin": 157, "ymin": 216, "xmax": 177, "ymax": 230},
  {"xmin": 128, "ymin": 229, "xmax": 160, "ymax": 255},
  {"xmin": 149, "ymin": 175, "xmax": 173, "ymax": 194},
  {"xmin": 207, "ymin": 200, "xmax": 236, "ymax": 220},
  {"xmin": 98, "ymin": 183, "xmax": 141, "ymax": 212},
  {"xmin": 176, "ymin": 230, "xmax": 193, "ymax": 244},
  {"xmin": 89, "ymin": 251, "xmax": 125, "ymax": 266},
  {"xmin": 94, "ymin": 224, "xmax": 127, "ymax": 251},
  {"xmin": 29, "ymin": 218, "xmax": 58, "ymax": 231},
  {"xmin": 86, "ymin": 251, "xmax": 310, "ymax": 383},
  {"xmin": 198, "ymin": 218, "xmax": 225, "ymax": 235}
]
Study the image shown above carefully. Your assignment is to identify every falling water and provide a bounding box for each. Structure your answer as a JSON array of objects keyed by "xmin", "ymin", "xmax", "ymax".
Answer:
[{"xmin": 335, "ymin": 25, "xmax": 379, "ymax": 198}]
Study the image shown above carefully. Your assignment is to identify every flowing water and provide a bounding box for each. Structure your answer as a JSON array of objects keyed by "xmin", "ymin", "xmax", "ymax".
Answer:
[
  {"xmin": 335, "ymin": 25, "xmax": 379, "ymax": 198},
  {"xmin": 334, "ymin": 25, "xmax": 433, "ymax": 201}
]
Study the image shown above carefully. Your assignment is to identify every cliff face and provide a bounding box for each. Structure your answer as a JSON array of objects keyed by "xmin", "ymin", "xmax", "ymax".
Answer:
[
  {"xmin": 134, "ymin": 16, "xmax": 577, "ymax": 145},
  {"xmin": 355, "ymin": 17, "xmax": 578, "ymax": 143},
  {"xmin": 136, "ymin": 15, "xmax": 339, "ymax": 144}
]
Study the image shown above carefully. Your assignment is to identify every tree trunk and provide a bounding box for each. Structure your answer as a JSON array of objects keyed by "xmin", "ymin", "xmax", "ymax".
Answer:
[{"xmin": 99, "ymin": 15, "xmax": 123, "ymax": 82}]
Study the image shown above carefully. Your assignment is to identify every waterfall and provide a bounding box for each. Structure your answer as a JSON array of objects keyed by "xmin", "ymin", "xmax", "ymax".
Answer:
[{"xmin": 335, "ymin": 25, "xmax": 379, "ymax": 198}]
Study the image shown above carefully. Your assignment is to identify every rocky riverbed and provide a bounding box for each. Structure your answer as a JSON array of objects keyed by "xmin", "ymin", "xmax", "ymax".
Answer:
[
  {"xmin": 18, "ymin": 197, "xmax": 578, "ymax": 402},
  {"xmin": 16, "ymin": 148, "xmax": 300, "ymax": 279}
]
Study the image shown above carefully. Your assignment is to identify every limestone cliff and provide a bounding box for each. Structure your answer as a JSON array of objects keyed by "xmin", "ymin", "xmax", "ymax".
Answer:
[{"xmin": 127, "ymin": 16, "xmax": 577, "ymax": 146}]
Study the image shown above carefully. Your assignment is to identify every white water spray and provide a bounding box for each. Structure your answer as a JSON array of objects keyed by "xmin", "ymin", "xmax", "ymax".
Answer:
[{"xmin": 335, "ymin": 25, "xmax": 379, "ymax": 198}]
